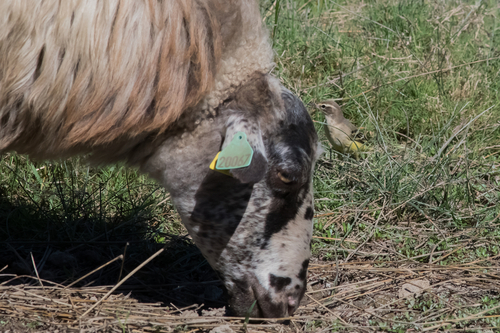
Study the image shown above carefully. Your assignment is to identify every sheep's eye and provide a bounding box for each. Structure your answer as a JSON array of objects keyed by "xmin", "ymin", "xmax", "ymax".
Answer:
[{"xmin": 277, "ymin": 171, "xmax": 293, "ymax": 184}]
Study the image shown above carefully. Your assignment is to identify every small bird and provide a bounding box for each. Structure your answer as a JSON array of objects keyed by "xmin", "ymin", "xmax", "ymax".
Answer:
[{"xmin": 317, "ymin": 99, "xmax": 366, "ymax": 159}]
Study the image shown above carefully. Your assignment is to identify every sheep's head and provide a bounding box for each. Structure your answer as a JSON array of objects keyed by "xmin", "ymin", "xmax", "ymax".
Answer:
[{"xmin": 142, "ymin": 75, "xmax": 319, "ymax": 318}]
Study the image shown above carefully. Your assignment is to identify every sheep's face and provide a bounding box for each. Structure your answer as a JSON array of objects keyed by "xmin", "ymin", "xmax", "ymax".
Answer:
[{"xmin": 143, "ymin": 75, "xmax": 319, "ymax": 318}]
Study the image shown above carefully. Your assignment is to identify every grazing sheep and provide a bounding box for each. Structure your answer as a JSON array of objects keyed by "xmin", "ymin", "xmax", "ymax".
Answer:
[{"xmin": 0, "ymin": 0, "xmax": 320, "ymax": 318}]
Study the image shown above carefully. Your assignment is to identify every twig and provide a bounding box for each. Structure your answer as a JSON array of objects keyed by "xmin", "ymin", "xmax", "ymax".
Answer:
[
  {"xmin": 432, "ymin": 245, "xmax": 466, "ymax": 264},
  {"xmin": 11, "ymin": 286, "xmax": 72, "ymax": 308},
  {"xmin": 117, "ymin": 243, "xmax": 129, "ymax": 283},
  {"xmin": 305, "ymin": 278, "xmax": 379, "ymax": 295},
  {"xmin": 305, "ymin": 294, "xmax": 348, "ymax": 325},
  {"xmin": 262, "ymin": 0, "xmax": 277, "ymax": 22},
  {"xmin": 30, "ymin": 253, "xmax": 44, "ymax": 290},
  {"xmin": 312, "ymin": 236, "xmax": 359, "ymax": 243},
  {"xmin": 78, "ymin": 246, "xmax": 166, "ymax": 320},
  {"xmin": 64, "ymin": 255, "xmax": 124, "ymax": 289},
  {"xmin": 410, "ymin": 205, "xmax": 447, "ymax": 240},
  {"xmin": 345, "ymin": 199, "xmax": 387, "ymax": 261}
]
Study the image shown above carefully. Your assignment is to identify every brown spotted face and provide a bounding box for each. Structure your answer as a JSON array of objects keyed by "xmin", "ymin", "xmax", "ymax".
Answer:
[{"xmin": 142, "ymin": 76, "xmax": 319, "ymax": 318}]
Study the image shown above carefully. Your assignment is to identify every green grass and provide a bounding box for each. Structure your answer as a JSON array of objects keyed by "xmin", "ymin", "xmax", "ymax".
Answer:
[
  {"xmin": 1, "ymin": 0, "xmax": 500, "ymax": 331},
  {"xmin": 0, "ymin": 154, "xmax": 177, "ymax": 242},
  {"xmin": 263, "ymin": 0, "xmax": 500, "ymax": 330},
  {"xmin": 262, "ymin": 0, "xmax": 500, "ymax": 254}
]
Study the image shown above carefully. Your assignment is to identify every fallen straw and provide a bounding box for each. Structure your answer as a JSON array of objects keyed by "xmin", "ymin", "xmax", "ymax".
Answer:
[{"xmin": 77, "ymin": 246, "xmax": 166, "ymax": 320}]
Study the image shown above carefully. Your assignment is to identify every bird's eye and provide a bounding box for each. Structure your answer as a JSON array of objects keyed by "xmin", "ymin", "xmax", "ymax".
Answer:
[
  {"xmin": 320, "ymin": 104, "xmax": 326, "ymax": 109},
  {"xmin": 277, "ymin": 171, "xmax": 293, "ymax": 184}
]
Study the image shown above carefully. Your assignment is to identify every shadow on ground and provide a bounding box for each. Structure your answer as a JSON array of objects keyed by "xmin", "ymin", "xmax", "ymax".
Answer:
[{"xmin": 0, "ymin": 187, "xmax": 226, "ymax": 314}]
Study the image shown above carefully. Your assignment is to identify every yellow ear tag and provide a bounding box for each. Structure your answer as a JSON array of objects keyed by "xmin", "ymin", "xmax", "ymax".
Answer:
[
  {"xmin": 209, "ymin": 152, "xmax": 232, "ymax": 176},
  {"xmin": 216, "ymin": 132, "xmax": 254, "ymax": 170}
]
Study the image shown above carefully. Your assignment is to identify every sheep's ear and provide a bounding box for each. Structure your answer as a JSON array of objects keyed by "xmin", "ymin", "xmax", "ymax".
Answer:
[{"xmin": 222, "ymin": 117, "xmax": 268, "ymax": 184}]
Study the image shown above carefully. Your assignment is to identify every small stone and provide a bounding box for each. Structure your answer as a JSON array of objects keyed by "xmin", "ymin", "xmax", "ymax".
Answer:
[{"xmin": 399, "ymin": 279, "xmax": 430, "ymax": 299}]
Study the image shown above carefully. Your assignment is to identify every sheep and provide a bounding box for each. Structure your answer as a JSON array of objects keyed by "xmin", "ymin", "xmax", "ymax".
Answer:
[{"xmin": 0, "ymin": 0, "xmax": 320, "ymax": 318}]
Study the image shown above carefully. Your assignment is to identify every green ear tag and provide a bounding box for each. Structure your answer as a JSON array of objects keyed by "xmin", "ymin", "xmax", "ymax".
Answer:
[{"xmin": 216, "ymin": 132, "xmax": 254, "ymax": 170}]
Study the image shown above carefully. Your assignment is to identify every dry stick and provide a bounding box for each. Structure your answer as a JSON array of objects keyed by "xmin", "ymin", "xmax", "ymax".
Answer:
[
  {"xmin": 0, "ymin": 274, "xmax": 66, "ymax": 288},
  {"xmin": 459, "ymin": 267, "xmax": 500, "ymax": 280},
  {"xmin": 423, "ymin": 300, "xmax": 500, "ymax": 329},
  {"xmin": 297, "ymin": 0, "xmax": 315, "ymax": 12},
  {"xmin": 156, "ymin": 194, "xmax": 171, "ymax": 207},
  {"xmin": 323, "ymin": 280, "xmax": 397, "ymax": 303},
  {"xmin": 332, "ymin": 294, "xmax": 414, "ymax": 326},
  {"xmin": 314, "ymin": 212, "xmax": 337, "ymax": 218},
  {"xmin": 417, "ymin": 209, "xmax": 447, "ymax": 241},
  {"xmin": 386, "ymin": 181, "xmax": 446, "ymax": 217},
  {"xmin": 11, "ymin": 286, "xmax": 73, "ymax": 308},
  {"xmin": 484, "ymin": 150, "xmax": 500, "ymax": 159},
  {"xmin": 345, "ymin": 199, "xmax": 387, "ymax": 262},
  {"xmin": 459, "ymin": 253, "xmax": 500, "ymax": 266},
  {"xmin": 30, "ymin": 253, "xmax": 44, "ymax": 290},
  {"xmin": 323, "ymin": 214, "xmax": 343, "ymax": 229},
  {"xmin": 334, "ymin": 264, "xmax": 500, "ymax": 274},
  {"xmin": 305, "ymin": 278, "xmax": 380, "ymax": 295},
  {"xmin": 117, "ymin": 243, "xmax": 129, "ymax": 283},
  {"xmin": 312, "ymin": 236, "xmax": 359, "ymax": 243},
  {"xmin": 407, "ymin": 250, "xmax": 448, "ymax": 262},
  {"xmin": 78, "ymin": 246, "xmax": 166, "ymax": 320},
  {"xmin": 432, "ymin": 245, "xmax": 466, "ymax": 264},
  {"xmin": 64, "ymin": 255, "xmax": 123, "ymax": 290},
  {"xmin": 369, "ymin": 277, "xmax": 489, "ymax": 318},
  {"xmin": 486, "ymin": 211, "xmax": 500, "ymax": 225},
  {"xmin": 185, "ymin": 329, "xmax": 200, "ymax": 333},
  {"xmin": 394, "ymin": 131, "xmax": 424, "ymax": 150},
  {"xmin": 416, "ymin": 308, "xmax": 455, "ymax": 325},
  {"xmin": 479, "ymin": 144, "xmax": 500, "ymax": 151},
  {"xmin": 262, "ymin": 0, "xmax": 277, "ymax": 22},
  {"xmin": 305, "ymin": 294, "xmax": 348, "ymax": 325},
  {"xmin": 373, "ymin": 241, "xmax": 417, "ymax": 262},
  {"xmin": 337, "ymin": 284, "xmax": 396, "ymax": 304},
  {"xmin": 428, "ymin": 238, "xmax": 445, "ymax": 264}
]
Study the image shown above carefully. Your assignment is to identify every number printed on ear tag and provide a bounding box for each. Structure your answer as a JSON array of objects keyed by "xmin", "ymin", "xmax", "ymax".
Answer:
[{"xmin": 216, "ymin": 132, "xmax": 254, "ymax": 170}]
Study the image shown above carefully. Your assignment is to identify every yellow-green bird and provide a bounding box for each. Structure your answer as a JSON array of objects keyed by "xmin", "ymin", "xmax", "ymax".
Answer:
[{"xmin": 317, "ymin": 99, "xmax": 366, "ymax": 159}]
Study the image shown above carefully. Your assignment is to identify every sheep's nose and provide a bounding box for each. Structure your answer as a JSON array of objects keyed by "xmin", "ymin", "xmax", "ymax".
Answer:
[{"xmin": 287, "ymin": 295, "xmax": 300, "ymax": 316}]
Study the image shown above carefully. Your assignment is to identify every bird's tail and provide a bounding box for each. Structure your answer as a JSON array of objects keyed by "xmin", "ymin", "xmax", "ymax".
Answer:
[{"xmin": 349, "ymin": 141, "xmax": 366, "ymax": 152}]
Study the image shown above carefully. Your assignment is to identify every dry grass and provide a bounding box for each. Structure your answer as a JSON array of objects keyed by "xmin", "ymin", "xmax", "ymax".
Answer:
[{"xmin": 1, "ymin": 255, "xmax": 499, "ymax": 332}]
